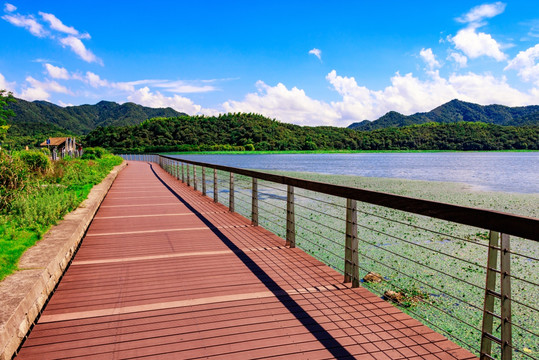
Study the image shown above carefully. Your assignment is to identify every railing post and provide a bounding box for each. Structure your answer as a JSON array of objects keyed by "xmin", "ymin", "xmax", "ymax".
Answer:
[
  {"xmin": 202, "ymin": 167, "xmax": 206, "ymax": 196},
  {"xmin": 229, "ymin": 172, "xmax": 234, "ymax": 212},
  {"xmin": 214, "ymin": 168, "xmax": 218, "ymax": 203},
  {"xmin": 186, "ymin": 164, "xmax": 190, "ymax": 186},
  {"xmin": 286, "ymin": 185, "xmax": 295, "ymax": 248},
  {"xmin": 251, "ymin": 178, "xmax": 258, "ymax": 226},
  {"xmin": 344, "ymin": 199, "xmax": 359, "ymax": 287},
  {"xmin": 500, "ymin": 233, "xmax": 512, "ymax": 360},
  {"xmin": 193, "ymin": 165, "xmax": 198, "ymax": 191},
  {"xmin": 480, "ymin": 231, "xmax": 512, "ymax": 360},
  {"xmin": 181, "ymin": 162, "xmax": 185, "ymax": 183},
  {"xmin": 481, "ymin": 231, "xmax": 499, "ymax": 360},
  {"xmin": 176, "ymin": 161, "xmax": 180, "ymax": 180}
]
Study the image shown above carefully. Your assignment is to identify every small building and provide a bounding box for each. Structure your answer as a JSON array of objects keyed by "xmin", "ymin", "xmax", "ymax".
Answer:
[{"xmin": 40, "ymin": 137, "xmax": 80, "ymax": 159}]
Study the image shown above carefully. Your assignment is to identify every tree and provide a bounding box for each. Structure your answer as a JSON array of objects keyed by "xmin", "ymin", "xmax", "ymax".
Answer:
[{"xmin": 0, "ymin": 90, "xmax": 16, "ymax": 141}]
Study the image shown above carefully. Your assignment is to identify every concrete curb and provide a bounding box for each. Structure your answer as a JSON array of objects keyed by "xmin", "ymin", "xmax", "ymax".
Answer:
[{"xmin": 0, "ymin": 160, "xmax": 127, "ymax": 360}]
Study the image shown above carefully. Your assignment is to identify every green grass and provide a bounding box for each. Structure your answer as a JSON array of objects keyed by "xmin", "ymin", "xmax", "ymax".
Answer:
[{"xmin": 0, "ymin": 154, "xmax": 123, "ymax": 281}]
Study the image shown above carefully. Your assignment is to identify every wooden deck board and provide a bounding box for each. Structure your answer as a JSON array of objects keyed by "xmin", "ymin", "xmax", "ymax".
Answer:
[{"xmin": 15, "ymin": 161, "xmax": 477, "ymax": 359}]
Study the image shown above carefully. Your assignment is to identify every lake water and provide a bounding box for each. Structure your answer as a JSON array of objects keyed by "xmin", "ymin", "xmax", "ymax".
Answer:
[{"xmin": 170, "ymin": 152, "xmax": 539, "ymax": 194}]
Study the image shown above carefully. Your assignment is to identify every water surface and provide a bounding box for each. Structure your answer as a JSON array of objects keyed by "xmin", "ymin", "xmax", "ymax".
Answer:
[{"xmin": 171, "ymin": 152, "xmax": 539, "ymax": 194}]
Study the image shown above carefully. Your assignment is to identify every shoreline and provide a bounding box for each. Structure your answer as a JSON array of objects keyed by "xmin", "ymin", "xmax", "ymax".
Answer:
[{"xmin": 162, "ymin": 149, "xmax": 539, "ymax": 155}]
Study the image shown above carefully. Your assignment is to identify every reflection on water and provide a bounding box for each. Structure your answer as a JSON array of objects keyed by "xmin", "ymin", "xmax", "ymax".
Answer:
[{"xmin": 171, "ymin": 152, "xmax": 539, "ymax": 194}]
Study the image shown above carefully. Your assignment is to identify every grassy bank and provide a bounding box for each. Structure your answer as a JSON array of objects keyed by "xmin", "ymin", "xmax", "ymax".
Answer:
[
  {"xmin": 204, "ymin": 168, "xmax": 537, "ymax": 359},
  {"xmin": 0, "ymin": 149, "xmax": 123, "ymax": 281}
]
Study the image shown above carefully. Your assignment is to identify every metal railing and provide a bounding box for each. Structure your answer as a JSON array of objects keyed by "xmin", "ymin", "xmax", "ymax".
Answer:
[{"xmin": 119, "ymin": 154, "xmax": 539, "ymax": 360}]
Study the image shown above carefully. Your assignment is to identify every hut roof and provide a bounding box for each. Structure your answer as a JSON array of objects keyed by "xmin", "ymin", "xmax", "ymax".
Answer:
[{"xmin": 40, "ymin": 137, "xmax": 69, "ymax": 146}]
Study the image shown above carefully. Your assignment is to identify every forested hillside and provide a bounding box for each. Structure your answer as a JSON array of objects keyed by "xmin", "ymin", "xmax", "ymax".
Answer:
[
  {"xmin": 348, "ymin": 99, "xmax": 539, "ymax": 130},
  {"xmin": 84, "ymin": 113, "xmax": 539, "ymax": 152},
  {"xmin": 7, "ymin": 98, "xmax": 186, "ymax": 134}
]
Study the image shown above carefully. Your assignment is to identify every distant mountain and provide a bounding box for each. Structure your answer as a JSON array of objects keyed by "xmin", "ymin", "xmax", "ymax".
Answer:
[
  {"xmin": 7, "ymin": 98, "xmax": 187, "ymax": 134},
  {"xmin": 348, "ymin": 99, "xmax": 539, "ymax": 130}
]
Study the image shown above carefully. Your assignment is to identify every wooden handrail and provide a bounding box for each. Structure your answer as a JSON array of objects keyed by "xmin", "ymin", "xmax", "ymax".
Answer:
[{"xmin": 158, "ymin": 154, "xmax": 538, "ymax": 241}]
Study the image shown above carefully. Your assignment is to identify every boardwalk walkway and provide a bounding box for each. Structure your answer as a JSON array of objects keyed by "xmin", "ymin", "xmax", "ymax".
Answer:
[{"xmin": 16, "ymin": 161, "xmax": 477, "ymax": 359}]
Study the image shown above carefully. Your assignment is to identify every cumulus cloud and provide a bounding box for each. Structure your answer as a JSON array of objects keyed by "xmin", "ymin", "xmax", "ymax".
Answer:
[
  {"xmin": 44, "ymin": 63, "xmax": 70, "ymax": 80},
  {"xmin": 2, "ymin": 13, "xmax": 47, "ymax": 37},
  {"xmin": 220, "ymin": 69, "xmax": 538, "ymax": 127},
  {"xmin": 419, "ymin": 48, "xmax": 441, "ymax": 69},
  {"xmin": 456, "ymin": 2, "xmax": 506, "ymax": 24},
  {"xmin": 223, "ymin": 81, "xmax": 339, "ymax": 125},
  {"xmin": 448, "ymin": 52, "xmax": 468, "ymax": 68},
  {"xmin": 85, "ymin": 71, "xmax": 134, "ymax": 91},
  {"xmin": 127, "ymin": 87, "xmax": 217, "ymax": 115},
  {"xmin": 309, "ymin": 48, "xmax": 322, "ymax": 61},
  {"xmin": 19, "ymin": 76, "xmax": 71, "ymax": 101},
  {"xmin": 449, "ymin": 2, "xmax": 507, "ymax": 62},
  {"xmin": 450, "ymin": 27, "xmax": 506, "ymax": 61},
  {"xmin": 505, "ymin": 44, "xmax": 539, "ymax": 85},
  {"xmin": 0, "ymin": 72, "xmax": 16, "ymax": 92},
  {"xmin": 60, "ymin": 36, "xmax": 102, "ymax": 65},
  {"xmin": 4, "ymin": 3, "xmax": 16, "ymax": 12}
]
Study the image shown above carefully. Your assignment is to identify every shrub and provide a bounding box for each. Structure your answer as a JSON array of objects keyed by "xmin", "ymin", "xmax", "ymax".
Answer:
[
  {"xmin": 82, "ymin": 147, "xmax": 107, "ymax": 159},
  {"xmin": 17, "ymin": 150, "xmax": 51, "ymax": 174},
  {"xmin": 0, "ymin": 150, "xmax": 29, "ymax": 209}
]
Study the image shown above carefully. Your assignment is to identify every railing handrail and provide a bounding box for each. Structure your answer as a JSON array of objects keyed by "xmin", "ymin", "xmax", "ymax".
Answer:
[{"xmin": 158, "ymin": 154, "xmax": 538, "ymax": 241}]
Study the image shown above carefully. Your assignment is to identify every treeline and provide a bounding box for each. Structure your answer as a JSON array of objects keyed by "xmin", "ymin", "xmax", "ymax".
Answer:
[{"xmin": 83, "ymin": 113, "xmax": 539, "ymax": 152}]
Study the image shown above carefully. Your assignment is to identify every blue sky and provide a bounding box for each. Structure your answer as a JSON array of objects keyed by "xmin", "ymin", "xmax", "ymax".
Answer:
[{"xmin": 1, "ymin": 1, "xmax": 538, "ymax": 127}]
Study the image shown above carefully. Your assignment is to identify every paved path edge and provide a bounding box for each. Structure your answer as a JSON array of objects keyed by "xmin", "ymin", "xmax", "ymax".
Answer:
[{"xmin": 0, "ymin": 160, "xmax": 127, "ymax": 360}]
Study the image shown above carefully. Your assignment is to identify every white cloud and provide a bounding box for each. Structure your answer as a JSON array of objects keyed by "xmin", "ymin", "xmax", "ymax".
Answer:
[
  {"xmin": 450, "ymin": 26, "xmax": 506, "ymax": 61},
  {"xmin": 0, "ymin": 72, "xmax": 16, "ymax": 92},
  {"xmin": 4, "ymin": 3, "xmax": 16, "ymax": 12},
  {"xmin": 448, "ymin": 52, "xmax": 468, "ymax": 68},
  {"xmin": 419, "ymin": 48, "xmax": 440, "ymax": 69},
  {"xmin": 84, "ymin": 71, "xmax": 134, "ymax": 91},
  {"xmin": 44, "ymin": 63, "xmax": 70, "ymax": 80},
  {"xmin": 60, "ymin": 36, "xmax": 102, "ymax": 65},
  {"xmin": 505, "ymin": 44, "xmax": 539, "ymax": 85},
  {"xmin": 19, "ymin": 76, "xmax": 71, "ymax": 101},
  {"xmin": 127, "ymin": 87, "xmax": 217, "ymax": 115},
  {"xmin": 456, "ymin": 2, "xmax": 506, "ymax": 24},
  {"xmin": 223, "ymin": 81, "xmax": 339, "ymax": 126},
  {"xmin": 309, "ymin": 48, "xmax": 322, "ymax": 61},
  {"xmin": 150, "ymin": 80, "xmax": 217, "ymax": 93},
  {"xmin": 39, "ymin": 11, "xmax": 78, "ymax": 36},
  {"xmin": 2, "ymin": 13, "xmax": 47, "ymax": 37}
]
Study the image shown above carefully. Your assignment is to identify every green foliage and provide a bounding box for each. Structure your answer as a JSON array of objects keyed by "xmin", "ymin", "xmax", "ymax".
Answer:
[
  {"xmin": 0, "ymin": 90, "xmax": 16, "ymax": 141},
  {"xmin": 81, "ymin": 146, "xmax": 107, "ymax": 159},
  {"xmin": 84, "ymin": 113, "xmax": 539, "ymax": 152},
  {"xmin": 0, "ymin": 150, "xmax": 29, "ymax": 210},
  {"xmin": 0, "ymin": 152, "xmax": 123, "ymax": 280},
  {"xmin": 16, "ymin": 150, "xmax": 51, "ymax": 174},
  {"xmin": 7, "ymin": 97, "xmax": 187, "ymax": 134}
]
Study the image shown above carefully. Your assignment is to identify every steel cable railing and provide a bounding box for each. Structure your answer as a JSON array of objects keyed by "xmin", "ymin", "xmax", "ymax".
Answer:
[{"xmin": 123, "ymin": 154, "xmax": 538, "ymax": 360}]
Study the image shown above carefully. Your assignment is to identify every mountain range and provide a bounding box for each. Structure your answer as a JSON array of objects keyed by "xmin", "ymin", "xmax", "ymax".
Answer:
[
  {"xmin": 7, "ymin": 98, "xmax": 186, "ymax": 134},
  {"xmin": 348, "ymin": 99, "xmax": 539, "ymax": 130}
]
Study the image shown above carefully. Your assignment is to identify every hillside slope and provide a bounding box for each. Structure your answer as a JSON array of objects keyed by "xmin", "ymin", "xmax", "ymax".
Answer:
[{"xmin": 348, "ymin": 99, "xmax": 539, "ymax": 130}]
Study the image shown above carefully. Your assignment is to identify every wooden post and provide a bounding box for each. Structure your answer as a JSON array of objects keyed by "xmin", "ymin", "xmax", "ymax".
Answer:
[
  {"xmin": 229, "ymin": 172, "xmax": 234, "ymax": 212},
  {"xmin": 214, "ymin": 168, "xmax": 218, "ymax": 203},
  {"xmin": 286, "ymin": 185, "xmax": 295, "ymax": 248},
  {"xmin": 344, "ymin": 199, "xmax": 359, "ymax": 287},
  {"xmin": 193, "ymin": 165, "xmax": 198, "ymax": 191},
  {"xmin": 181, "ymin": 162, "xmax": 185, "ymax": 183},
  {"xmin": 251, "ymin": 178, "xmax": 258, "ymax": 226},
  {"xmin": 481, "ymin": 231, "xmax": 499, "ymax": 360},
  {"xmin": 202, "ymin": 167, "xmax": 206, "ymax": 196},
  {"xmin": 187, "ymin": 164, "xmax": 190, "ymax": 186},
  {"xmin": 500, "ymin": 233, "xmax": 512, "ymax": 360}
]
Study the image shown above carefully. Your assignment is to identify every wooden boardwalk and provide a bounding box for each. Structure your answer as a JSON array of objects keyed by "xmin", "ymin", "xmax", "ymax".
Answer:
[{"xmin": 16, "ymin": 162, "xmax": 477, "ymax": 359}]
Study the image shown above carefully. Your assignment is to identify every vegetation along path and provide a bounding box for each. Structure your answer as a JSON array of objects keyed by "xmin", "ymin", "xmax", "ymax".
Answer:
[{"xmin": 16, "ymin": 161, "xmax": 477, "ymax": 359}]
